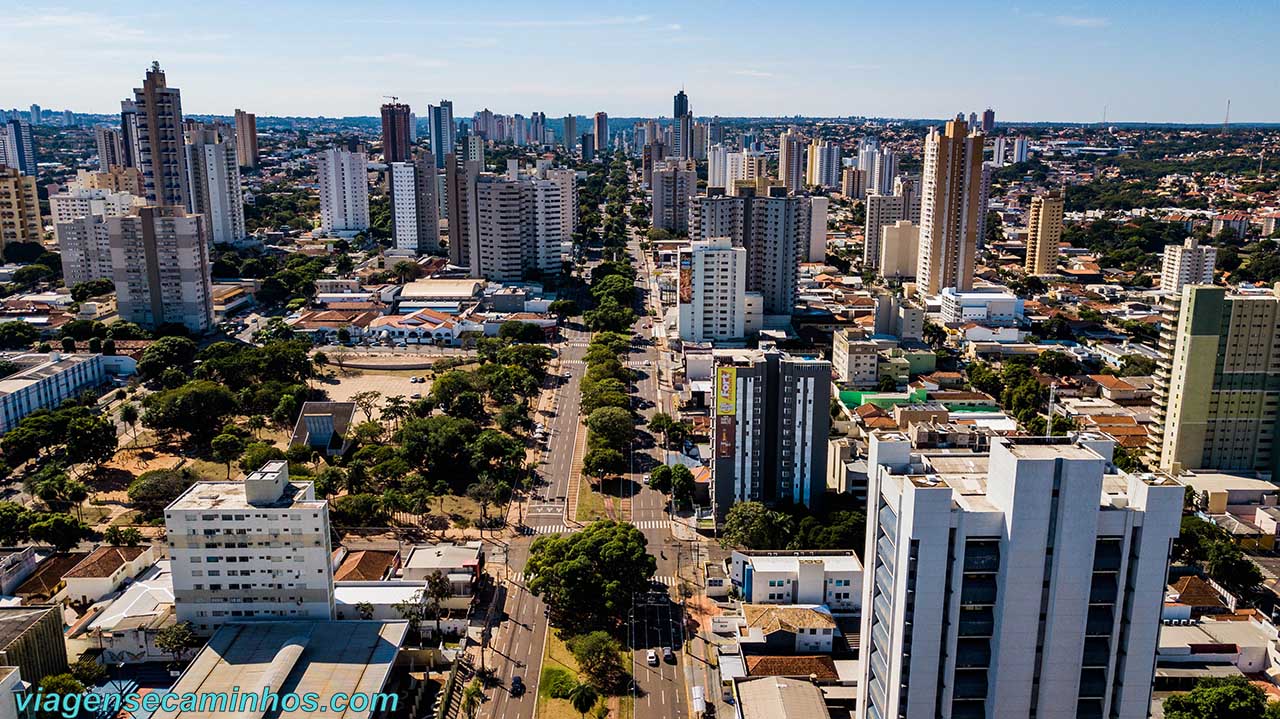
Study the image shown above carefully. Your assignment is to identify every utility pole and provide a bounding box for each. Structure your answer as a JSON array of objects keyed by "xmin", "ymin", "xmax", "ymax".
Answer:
[{"xmin": 1045, "ymin": 383, "xmax": 1057, "ymax": 439}]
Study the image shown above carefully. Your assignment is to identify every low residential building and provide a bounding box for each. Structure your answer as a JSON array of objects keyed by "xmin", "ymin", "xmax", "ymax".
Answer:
[
  {"xmin": 289, "ymin": 401, "xmax": 356, "ymax": 457},
  {"xmin": 81, "ymin": 560, "xmax": 180, "ymax": 664},
  {"xmin": 736, "ymin": 604, "xmax": 838, "ymax": 654},
  {"xmin": 1156, "ymin": 617, "xmax": 1278, "ymax": 689},
  {"xmin": 401, "ymin": 542, "xmax": 484, "ymax": 610},
  {"xmin": 333, "ymin": 548, "xmax": 400, "ymax": 582},
  {"xmin": 62, "ymin": 544, "xmax": 156, "ymax": 604},
  {"xmin": 727, "ymin": 550, "xmax": 861, "ymax": 614},
  {"xmin": 939, "ymin": 286, "xmax": 1024, "ymax": 326},
  {"xmin": 831, "ymin": 330, "xmax": 879, "ymax": 387},
  {"xmin": 12, "ymin": 552, "xmax": 87, "ymax": 605},
  {"xmin": 0, "ymin": 547, "xmax": 37, "ymax": 595},
  {"xmin": 0, "ymin": 353, "xmax": 109, "ymax": 434}
]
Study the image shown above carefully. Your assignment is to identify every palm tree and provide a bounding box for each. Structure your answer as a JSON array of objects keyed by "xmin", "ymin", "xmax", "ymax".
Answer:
[
  {"xmin": 568, "ymin": 682, "xmax": 598, "ymax": 718},
  {"xmin": 460, "ymin": 679, "xmax": 483, "ymax": 719},
  {"xmin": 246, "ymin": 414, "xmax": 267, "ymax": 440},
  {"xmin": 119, "ymin": 403, "xmax": 139, "ymax": 450},
  {"xmin": 425, "ymin": 570, "xmax": 452, "ymax": 637},
  {"xmin": 382, "ymin": 395, "xmax": 409, "ymax": 431},
  {"xmin": 355, "ymin": 602, "xmax": 375, "ymax": 620},
  {"xmin": 391, "ymin": 260, "xmax": 420, "ymax": 284}
]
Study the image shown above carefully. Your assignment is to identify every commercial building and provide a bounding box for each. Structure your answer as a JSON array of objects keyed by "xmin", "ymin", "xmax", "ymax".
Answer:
[
  {"xmin": 0, "ymin": 353, "xmax": 109, "ymax": 434},
  {"xmin": 133, "ymin": 62, "xmax": 190, "ymax": 208},
  {"xmin": 916, "ymin": 116, "xmax": 985, "ymax": 296},
  {"xmin": 317, "ymin": 147, "xmax": 370, "ymax": 234},
  {"xmin": 879, "ymin": 221, "xmax": 920, "ymax": 279},
  {"xmin": 429, "ymin": 100, "xmax": 455, "ymax": 168},
  {"xmin": 1024, "ymin": 190, "xmax": 1065, "ymax": 275},
  {"xmin": 863, "ymin": 178, "xmax": 919, "ymax": 271},
  {"xmin": 109, "ymin": 205, "xmax": 214, "ymax": 333},
  {"xmin": 0, "ymin": 167, "xmax": 42, "ymax": 248},
  {"xmin": 777, "ymin": 129, "xmax": 805, "ymax": 193},
  {"xmin": 0, "ymin": 606, "xmax": 68, "ymax": 685},
  {"xmin": 710, "ymin": 347, "xmax": 831, "ymax": 518},
  {"xmin": 691, "ymin": 188, "xmax": 811, "ymax": 316},
  {"xmin": 678, "ymin": 238, "xmax": 749, "ymax": 342},
  {"xmin": 165, "ymin": 460, "xmax": 334, "ymax": 633},
  {"xmin": 728, "ymin": 550, "xmax": 861, "ymax": 613},
  {"xmin": 0, "ymin": 119, "xmax": 37, "ymax": 176},
  {"xmin": 857, "ymin": 434, "xmax": 1183, "ymax": 719},
  {"xmin": 390, "ymin": 154, "xmax": 440, "ymax": 255},
  {"xmin": 1157, "ymin": 285, "xmax": 1280, "ymax": 475},
  {"xmin": 233, "ymin": 109, "xmax": 257, "ymax": 168},
  {"xmin": 939, "ymin": 287, "xmax": 1024, "ymax": 326},
  {"xmin": 379, "ymin": 101, "xmax": 412, "ymax": 164},
  {"xmin": 651, "ymin": 159, "xmax": 697, "ymax": 235},
  {"xmin": 185, "ymin": 124, "xmax": 245, "ymax": 244},
  {"xmin": 1159, "ymin": 236, "xmax": 1216, "ymax": 296}
]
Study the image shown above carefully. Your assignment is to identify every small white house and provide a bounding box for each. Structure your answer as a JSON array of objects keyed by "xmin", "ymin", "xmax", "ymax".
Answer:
[{"xmin": 63, "ymin": 545, "xmax": 156, "ymax": 605}]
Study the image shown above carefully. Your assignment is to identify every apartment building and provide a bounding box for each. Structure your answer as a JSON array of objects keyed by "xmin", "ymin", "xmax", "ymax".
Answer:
[
  {"xmin": 1024, "ymin": 190, "xmax": 1065, "ymax": 275},
  {"xmin": 185, "ymin": 124, "xmax": 245, "ymax": 244},
  {"xmin": 165, "ymin": 460, "xmax": 335, "ymax": 633},
  {"xmin": 108, "ymin": 205, "xmax": 213, "ymax": 334},
  {"xmin": 1159, "ymin": 236, "xmax": 1216, "ymax": 296},
  {"xmin": 916, "ymin": 116, "xmax": 984, "ymax": 296},
  {"xmin": 317, "ymin": 147, "xmax": 369, "ymax": 233},
  {"xmin": 677, "ymin": 238, "xmax": 749, "ymax": 342},
  {"xmin": 651, "ymin": 159, "xmax": 697, "ymax": 235},
  {"xmin": 0, "ymin": 167, "xmax": 42, "ymax": 248},
  {"xmin": 390, "ymin": 154, "xmax": 440, "ymax": 255},
  {"xmin": 857, "ymin": 433, "xmax": 1183, "ymax": 719},
  {"xmin": 832, "ymin": 329, "xmax": 881, "ymax": 387},
  {"xmin": 728, "ymin": 550, "xmax": 862, "ymax": 614}
]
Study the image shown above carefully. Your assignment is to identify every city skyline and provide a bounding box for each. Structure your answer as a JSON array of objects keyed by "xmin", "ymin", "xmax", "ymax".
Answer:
[{"xmin": 2, "ymin": 0, "xmax": 1277, "ymax": 123}]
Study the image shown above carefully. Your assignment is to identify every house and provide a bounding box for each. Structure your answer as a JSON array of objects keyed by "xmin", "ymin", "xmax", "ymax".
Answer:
[
  {"xmin": 0, "ymin": 547, "xmax": 38, "ymax": 595},
  {"xmin": 287, "ymin": 309, "xmax": 381, "ymax": 344},
  {"xmin": 401, "ymin": 542, "xmax": 484, "ymax": 610},
  {"xmin": 333, "ymin": 548, "xmax": 400, "ymax": 582},
  {"xmin": 735, "ymin": 604, "xmax": 838, "ymax": 654},
  {"xmin": 1165, "ymin": 576, "xmax": 1227, "ymax": 618},
  {"xmin": 289, "ymin": 401, "xmax": 357, "ymax": 457},
  {"xmin": 62, "ymin": 545, "xmax": 156, "ymax": 605},
  {"xmin": 12, "ymin": 552, "xmax": 88, "ymax": 605},
  {"xmin": 734, "ymin": 676, "xmax": 832, "ymax": 719},
  {"xmin": 727, "ymin": 550, "xmax": 861, "ymax": 613},
  {"xmin": 744, "ymin": 655, "xmax": 840, "ymax": 680},
  {"xmin": 368, "ymin": 307, "xmax": 479, "ymax": 346},
  {"xmin": 79, "ymin": 561, "xmax": 180, "ymax": 664}
]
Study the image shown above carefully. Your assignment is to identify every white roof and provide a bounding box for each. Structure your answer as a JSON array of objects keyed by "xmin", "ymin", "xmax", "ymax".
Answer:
[
  {"xmin": 88, "ymin": 561, "xmax": 174, "ymax": 632},
  {"xmin": 746, "ymin": 554, "xmax": 862, "ymax": 573},
  {"xmin": 334, "ymin": 581, "xmax": 422, "ymax": 605},
  {"xmin": 1158, "ymin": 620, "xmax": 1274, "ymax": 651},
  {"xmin": 1177, "ymin": 473, "xmax": 1278, "ymax": 495}
]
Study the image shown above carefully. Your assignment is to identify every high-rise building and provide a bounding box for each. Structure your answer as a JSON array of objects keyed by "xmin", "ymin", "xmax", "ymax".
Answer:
[
  {"xmin": 991, "ymin": 136, "xmax": 1007, "ymax": 167},
  {"xmin": 592, "ymin": 112, "xmax": 608, "ymax": 154},
  {"xmin": 1024, "ymin": 190, "xmax": 1065, "ymax": 275},
  {"xmin": 108, "ymin": 205, "xmax": 213, "ymax": 333},
  {"xmin": 233, "ymin": 109, "xmax": 258, "ymax": 168},
  {"xmin": 581, "ymin": 134, "xmax": 595, "ymax": 162},
  {"xmin": 691, "ymin": 188, "xmax": 810, "ymax": 315},
  {"xmin": 95, "ymin": 127, "xmax": 124, "ymax": 170},
  {"xmin": 166, "ymin": 460, "xmax": 335, "ymax": 632},
  {"xmin": 50, "ymin": 186, "xmax": 142, "ymax": 228},
  {"xmin": 133, "ymin": 62, "xmax": 190, "ymax": 208},
  {"xmin": 1159, "ymin": 236, "xmax": 1216, "ymax": 296},
  {"xmin": 317, "ymin": 148, "xmax": 369, "ymax": 234},
  {"xmin": 472, "ymin": 176, "xmax": 531, "ymax": 283},
  {"xmin": 445, "ymin": 153, "xmax": 481, "ymax": 274},
  {"xmin": 673, "ymin": 90, "xmax": 689, "ymax": 119},
  {"xmin": 840, "ymin": 167, "xmax": 865, "ymax": 200},
  {"xmin": 858, "ymin": 433, "xmax": 1183, "ymax": 719},
  {"xmin": 691, "ymin": 122, "xmax": 708, "ymax": 161},
  {"xmin": 641, "ymin": 142, "xmax": 667, "ymax": 189},
  {"xmin": 73, "ymin": 167, "xmax": 144, "ymax": 196},
  {"xmin": 28, "ymin": 105, "xmax": 40, "ymax": 125},
  {"xmin": 981, "ymin": 107, "xmax": 996, "ymax": 133},
  {"xmin": 777, "ymin": 129, "xmax": 805, "ymax": 192},
  {"xmin": 878, "ymin": 221, "xmax": 920, "ymax": 279},
  {"xmin": 531, "ymin": 168, "xmax": 576, "ymax": 275},
  {"xmin": 1013, "ymin": 135, "xmax": 1030, "ymax": 164},
  {"xmin": 409, "ymin": 112, "xmax": 418, "ymax": 142},
  {"xmin": 1157, "ymin": 285, "xmax": 1280, "ymax": 474},
  {"xmin": 185, "ymin": 124, "xmax": 245, "ymax": 245},
  {"xmin": 0, "ymin": 119, "xmax": 37, "ymax": 176},
  {"xmin": 710, "ymin": 348, "xmax": 830, "ymax": 519},
  {"xmin": 916, "ymin": 116, "xmax": 984, "ymax": 296},
  {"xmin": 863, "ymin": 178, "xmax": 920, "ymax": 271},
  {"xmin": 57, "ymin": 215, "xmax": 114, "ymax": 286},
  {"xmin": 808, "ymin": 196, "xmax": 829, "ymax": 263},
  {"xmin": 119, "ymin": 100, "xmax": 140, "ymax": 169},
  {"xmin": 805, "ymin": 139, "xmax": 841, "ymax": 189},
  {"xmin": 651, "ymin": 160, "xmax": 697, "ymax": 235},
  {"xmin": 673, "ymin": 113, "xmax": 693, "ymax": 159},
  {"xmin": 380, "ymin": 102, "xmax": 412, "ymax": 164},
  {"xmin": 707, "ymin": 143, "xmax": 728, "ymax": 190},
  {"xmin": 390, "ymin": 154, "xmax": 440, "ymax": 255},
  {"xmin": 429, "ymin": 101, "xmax": 455, "ymax": 169},
  {"xmin": 0, "ymin": 167, "xmax": 42, "ymax": 248},
  {"xmin": 678, "ymin": 238, "xmax": 748, "ymax": 342},
  {"xmin": 530, "ymin": 112, "xmax": 546, "ymax": 146},
  {"xmin": 562, "ymin": 115, "xmax": 577, "ymax": 150},
  {"xmin": 870, "ymin": 147, "xmax": 897, "ymax": 196},
  {"xmin": 465, "ymin": 135, "xmax": 485, "ymax": 165}
]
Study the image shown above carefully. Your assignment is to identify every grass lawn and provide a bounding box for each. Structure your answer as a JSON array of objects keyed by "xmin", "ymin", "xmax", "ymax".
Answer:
[
  {"xmin": 536, "ymin": 630, "xmax": 632, "ymax": 719},
  {"xmin": 575, "ymin": 480, "xmax": 610, "ymax": 523}
]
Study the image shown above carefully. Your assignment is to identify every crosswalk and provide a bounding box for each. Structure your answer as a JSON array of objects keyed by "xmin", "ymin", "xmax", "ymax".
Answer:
[
  {"xmin": 520, "ymin": 520, "xmax": 671, "ymax": 536},
  {"xmin": 508, "ymin": 572, "xmax": 679, "ymax": 587}
]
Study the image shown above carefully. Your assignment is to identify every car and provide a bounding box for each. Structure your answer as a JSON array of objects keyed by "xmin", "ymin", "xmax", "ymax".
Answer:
[
  {"xmin": 563, "ymin": 371, "xmax": 573, "ymax": 379},
  {"xmin": 409, "ymin": 376, "xmax": 419, "ymax": 383},
  {"xmin": 510, "ymin": 676, "xmax": 525, "ymax": 696},
  {"xmin": 643, "ymin": 474, "xmax": 651, "ymax": 485},
  {"xmin": 410, "ymin": 393, "xmax": 422, "ymax": 399},
  {"xmin": 663, "ymin": 647, "xmax": 676, "ymax": 664},
  {"xmin": 646, "ymin": 650, "xmax": 658, "ymax": 666}
]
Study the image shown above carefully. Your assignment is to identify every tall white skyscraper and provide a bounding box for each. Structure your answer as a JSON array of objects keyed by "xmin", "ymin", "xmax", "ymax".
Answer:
[
  {"xmin": 991, "ymin": 136, "xmax": 1008, "ymax": 167},
  {"xmin": 317, "ymin": 148, "xmax": 369, "ymax": 233},
  {"xmin": 185, "ymin": 124, "xmax": 245, "ymax": 245},
  {"xmin": 805, "ymin": 139, "xmax": 841, "ymax": 189},
  {"xmin": 1013, "ymin": 135, "xmax": 1030, "ymax": 164},
  {"xmin": 707, "ymin": 143, "xmax": 729, "ymax": 189},
  {"xmin": 777, "ymin": 129, "xmax": 805, "ymax": 192},
  {"xmin": 531, "ymin": 168, "xmax": 576, "ymax": 275},
  {"xmin": 108, "ymin": 205, "xmax": 213, "ymax": 333},
  {"xmin": 870, "ymin": 147, "xmax": 897, "ymax": 196},
  {"xmin": 390, "ymin": 154, "xmax": 440, "ymax": 255},
  {"xmin": 916, "ymin": 116, "xmax": 984, "ymax": 296},
  {"xmin": 1159, "ymin": 236, "xmax": 1216, "ymax": 296},
  {"xmin": 0, "ymin": 119, "xmax": 38, "ymax": 176},
  {"xmin": 858, "ymin": 433, "xmax": 1183, "ymax": 719},
  {"xmin": 651, "ymin": 160, "xmax": 697, "ymax": 235},
  {"xmin": 677, "ymin": 238, "xmax": 748, "ymax": 342}
]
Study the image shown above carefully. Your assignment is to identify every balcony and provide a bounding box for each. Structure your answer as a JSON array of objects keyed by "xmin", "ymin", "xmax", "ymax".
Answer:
[
  {"xmin": 954, "ymin": 638, "xmax": 991, "ymax": 668},
  {"xmin": 957, "ymin": 607, "xmax": 995, "ymax": 637},
  {"xmin": 952, "ymin": 669, "xmax": 989, "ymax": 699},
  {"xmin": 1081, "ymin": 637, "xmax": 1110, "ymax": 668},
  {"xmin": 1089, "ymin": 575, "xmax": 1118, "ymax": 604},
  {"xmin": 1086, "ymin": 606, "xmax": 1115, "ymax": 636},
  {"xmin": 960, "ymin": 576, "xmax": 997, "ymax": 606},
  {"xmin": 951, "ymin": 701, "xmax": 986, "ymax": 719},
  {"xmin": 1078, "ymin": 668, "xmax": 1108, "ymax": 698},
  {"xmin": 963, "ymin": 542, "xmax": 1000, "ymax": 573},
  {"xmin": 1093, "ymin": 542, "xmax": 1123, "ymax": 572}
]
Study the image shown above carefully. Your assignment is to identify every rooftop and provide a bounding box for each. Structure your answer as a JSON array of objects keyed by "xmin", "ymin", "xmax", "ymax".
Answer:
[
  {"xmin": 742, "ymin": 604, "xmax": 837, "ymax": 634},
  {"xmin": 334, "ymin": 550, "xmax": 398, "ymax": 582},
  {"xmin": 167, "ymin": 478, "xmax": 324, "ymax": 511},
  {"xmin": 13, "ymin": 552, "xmax": 88, "ymax": 599},
  {"xmin": 0, "ymin": 353, "xmax": 99, "ymax": 397},
  {"xmin": 737, "ymin": 676, "xmax": 832, "ymax": 719},
  {"xmin": 63, "ymin": 545, "xmax": 149, "ymax": 579},
  {"xmin": 0, "ymin": 606, "xmax": 58, "ymax": 649},
  {"xmin": 403, "ymin": 542, "xmax": 482, "ymax": 572},
  {"xmin": 744, "ymin": 655, "xmax": 839, "ymax": 680}
]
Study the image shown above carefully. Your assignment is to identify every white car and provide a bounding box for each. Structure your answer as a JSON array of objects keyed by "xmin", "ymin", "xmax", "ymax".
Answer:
[
  {"xmin": 643, "ymin": 474, "xmax": 651, "ymax": 485},
  {"xmin": 646, "ymin": 650, "xmax": 659, "ymax": 666}
]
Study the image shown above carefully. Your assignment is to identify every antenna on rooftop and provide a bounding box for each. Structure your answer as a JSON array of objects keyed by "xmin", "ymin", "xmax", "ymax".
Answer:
[
  {"xmin": 1223, "ymin": 99, "xmax": 1231, "ymax": 135},
  {"xmin": 384, "ymin": 95, "xmax": 399, "ymax": 104}
]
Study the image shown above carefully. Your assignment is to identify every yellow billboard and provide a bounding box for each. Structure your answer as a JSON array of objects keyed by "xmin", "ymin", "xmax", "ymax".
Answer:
[{"xmin": 716, "ymin": 367, "xmax": 736, "ymax": 416}]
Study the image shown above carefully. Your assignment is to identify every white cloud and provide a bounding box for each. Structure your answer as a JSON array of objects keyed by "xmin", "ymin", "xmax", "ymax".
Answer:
[
  {"xmin": 732, "ymin": 69, "xmax": 777, "ymax": 79},
  {"xmin": 665, "ymin": 23, "xmax": 683, "ymax": 31},
  {"xmin": 338, "ymin": 53, "xmax": 449, "ymax": 69},
  {"xmin": 1053, "ymin": 15, "xmax": 1110, "ymax": 28}
]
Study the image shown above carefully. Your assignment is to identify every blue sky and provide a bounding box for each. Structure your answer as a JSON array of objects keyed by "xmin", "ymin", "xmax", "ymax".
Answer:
[{"xmin": 3, "ymin": 1, "xmax": 1277, "ymax": 122}]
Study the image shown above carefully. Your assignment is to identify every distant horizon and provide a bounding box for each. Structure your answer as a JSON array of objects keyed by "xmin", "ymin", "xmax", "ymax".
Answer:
[{"xmin": 3, "ymin": 1, "xmax": 1276, "ymax": 123}]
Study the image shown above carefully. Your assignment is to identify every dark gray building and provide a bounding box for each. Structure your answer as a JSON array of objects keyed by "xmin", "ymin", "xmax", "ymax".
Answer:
[{"xmin": 711, "ymin": 347, "xmax": 831, "ymax": 520}]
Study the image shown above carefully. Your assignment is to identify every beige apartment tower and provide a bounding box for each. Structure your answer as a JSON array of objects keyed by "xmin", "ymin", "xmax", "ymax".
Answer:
[
  {"xmin": 915, "ymin": 116, "xmax": 984, "ymax": 296},
  {"xmin": 0, "ymin": 167, "xmax": 42, "ymax": 249},
  {"xmin": 1024, "ymin": 190, "xmax": 1064, "ymax": 275},
  {"xmin": 1158, "ymin": 285, "xmax": 1280, "ymax": 475},
  {"xmin": 233, "ymin": 109, "xmax": 258, "ymax": 168},
  {"xmin": 108, "ymin": 205, "xmax": 213, "ymax": 334}
]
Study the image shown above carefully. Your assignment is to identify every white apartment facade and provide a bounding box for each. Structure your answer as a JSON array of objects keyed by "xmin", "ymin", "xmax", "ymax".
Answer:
[
  {"xmin": 185, "ymin": 127, "xmax": 245, "ymax": 244},
  {"xmin": 1159, "ymin": 237, "xmax": 1216, "ymax": 296},
  {"xmin": 857, "ymin": 434, "xmax": 1183, "ymax": 719},
  {"xmin": 165, "ymin": 461, "xmax": 335, "ymax": 634},
  {"xmin": 728, "ymin": 550, "xmax": 861, "ymax": 614},
  {"xmin": 108, "ymin": 206, "xmax": 214, "ymax": 333},
  {"xmin": 390, "ymin": 156, "xmax": 440, "ymax": 255},
  {"xmin": 832, "ymin": 329, "xmax": 881, "ymax": 387},
  {"xmin": 317, "ymin": 148, "xmax": 369, "ymax": 233},
  {"xmin": 677, "ymin": 238, "xmax": 748, "ymax": 342}
]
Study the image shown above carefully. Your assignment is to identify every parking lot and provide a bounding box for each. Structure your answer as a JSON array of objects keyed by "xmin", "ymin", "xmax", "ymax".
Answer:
[{"xmin": 318, "ymin": 370, "xmax": 432, "ymax": 418}]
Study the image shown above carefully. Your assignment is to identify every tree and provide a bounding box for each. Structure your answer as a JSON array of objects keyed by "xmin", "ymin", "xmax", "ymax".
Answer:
[
  {"xmin": 127, "ymin": 468, "xmax": 198, "ymax": 518},
  {"xmin": 28, "ymin": 513, "xmax": 89, "ymax": 552},
  {"xmin": 398, "ymin": 415, "xmax": 480, "ymax": 480},
  {"xmin": 355, "ymin": 601, "xmax": 375, "ymax": 620},
  {"xmin": 142, "ymin": 381, "xmax": 238, "ymax": 445},
  {"xmin": 525, "ymin": 521, "xmax": 656, "ymax": 630},
  {"xmin": 1175, "ymin": 516, "xmax": 1221, "ymax": 565},
  {"xmin": 37, "ymin": 674, "xmax": 85, "ymax": 717},
  {"xmin": 69, "ymin": 656, "xmax": 107, "ymax": 685},
  {"xmin": 498, "ymin": 320, "xmax": 545, "ymax": 344},
  {"xmin": 103, "ymin": 526, "xmax": 144, "ymax": 547},
  {"xmin": 567, "ymin": 631, "xmax": 625, "ymax": 690},
  {"xmin": 391, "ymin": 259, "xmax": 421, "ymax": 283},
  {"xmin": 1206, "ymin": 541, "xmax": 1263, "ymax": 596},
  {"xmin": 568, "ymin": 682, "xmax": 599, "ymax": 718},
  {"xmin": 155, "ymin": 621, "xmax": 199, "ymax": 665},
  {"xmin": 582, "ymin": 447, "xmax": 625, "ymax": 483},
  {"xmin": 466, "ymin": 479, "xmax": 500, "ymax": 528},
  {"xmin": 331, "ymin": 493, "xmax": 390, "ymax": 526},
  {"xmin": 351, "ymin": 390, "xmax": 383, "ymax": 422},
  {"xmin": 669, "ymin": 464, "xmax": 695, "ymax": 506},
  {"xmin": 719, "ymin": 501, "xmax": 792, "ymax": 550},
  {"xmin": 549, "ymin": 299, "xmax": 580, "ymax": 318},
  {"xmin": 461, "ymin": 679, "xmax": 483, "ymax": 719},
  {"xmin": 0, "ymin": 502, "xmax": 30, "ymax": 545},
  {"xmin": 649, "ymin": 465, "xmax": 673, "ymax": 493},
  {"xmin": 238, "ymin": 442, "xmax": 286, "ymax": 473},
  {"xmin": 137, "ymin": 336, "xmax": 199, "ymax": 380},
  {"xmin": 586, "ymin": 407, "xmax": 635, "ymax": 450},
  {"xmin": 65, "ymin": 416, "xmax": 117, "ymax": 467},
  {"xmin": 211, "ymin": 433, "xmax": 247, "ymax": 479},
  {"xmin": 1034, "ymin": 350, "xmax": 1080, "ymax": 377},
  {"xmin": 0, "ymin": 321, "xmax": 39, "ymax": 350},
  {"xmin": 1164, "ymin": 676, "xmax": 1270, "ymax": 719},
  {"xmin": 70, "ymin": 278, "xmax": 116, "ymax": 302},
  {"xmin": 425, "ymin": 570, "xmax": 452, "ymax": 636}
]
